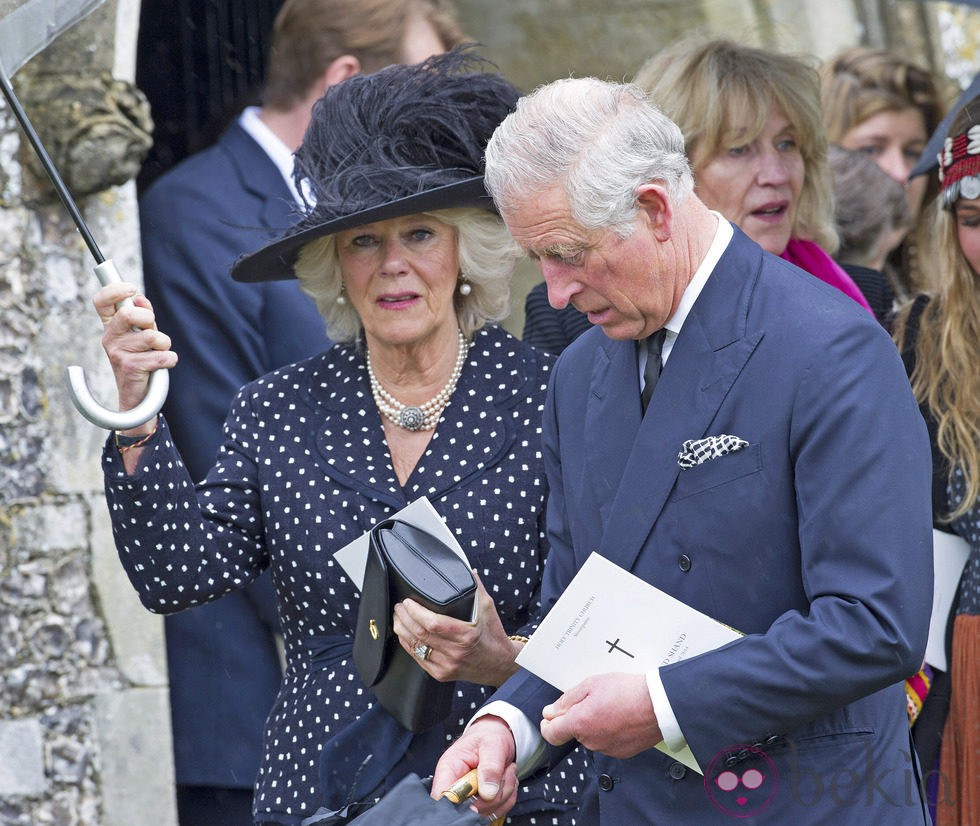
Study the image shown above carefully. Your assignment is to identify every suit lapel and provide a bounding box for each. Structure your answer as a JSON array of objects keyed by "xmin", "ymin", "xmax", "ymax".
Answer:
[
  {"xmin": 221, "ymin": 122, "xmax": 298, "ymax": 232},
  {"xmin": 596, "ymin": 228, "xmax": 765, "ymax": 574},
  {"xmin": 582, "ymin": 335, "xmax": 644, "ymax": 521}
]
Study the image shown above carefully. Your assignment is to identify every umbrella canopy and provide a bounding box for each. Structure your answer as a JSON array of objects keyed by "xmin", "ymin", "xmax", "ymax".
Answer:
[
  {"xmin": 911, "ymin": 71, "xmax": 980, "ymax": 179},
  {"xmin": 0, "ymin": 0, "xmax": 104, "ymax": 76}
]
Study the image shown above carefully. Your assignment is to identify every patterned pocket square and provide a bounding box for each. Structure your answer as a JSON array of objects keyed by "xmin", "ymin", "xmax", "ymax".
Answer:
[{"xmin": 677, "ymin": 434, "xmax": 750, "ymax": 469}]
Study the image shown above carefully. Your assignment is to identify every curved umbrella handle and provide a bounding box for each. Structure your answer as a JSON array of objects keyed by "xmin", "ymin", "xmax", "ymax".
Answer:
[{"xmin": 66, "ymin": 259, "xmax": 170, "ymax": 431}]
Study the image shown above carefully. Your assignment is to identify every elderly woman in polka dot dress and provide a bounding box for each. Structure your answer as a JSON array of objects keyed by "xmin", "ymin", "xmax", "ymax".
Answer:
[{"xmin": 93, "ymin": 51, "xmax": 586, "ymax": 825}]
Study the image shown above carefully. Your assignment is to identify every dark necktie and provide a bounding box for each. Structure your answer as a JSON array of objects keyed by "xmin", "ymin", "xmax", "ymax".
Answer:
[{"xmin": 640, "ymin": 329, "xmax": 667, "ymax": 413}]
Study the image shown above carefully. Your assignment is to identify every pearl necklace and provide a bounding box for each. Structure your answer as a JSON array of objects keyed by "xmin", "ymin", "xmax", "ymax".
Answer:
[{"xmin": 367, "ymin": 330, "xmax": 468, "ymax": 431}]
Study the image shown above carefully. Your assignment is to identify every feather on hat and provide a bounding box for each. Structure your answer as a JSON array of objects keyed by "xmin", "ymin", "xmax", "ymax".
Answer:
[{"xmin": 232, "ymin": 48, "xmax": 520, "ymax": 283}]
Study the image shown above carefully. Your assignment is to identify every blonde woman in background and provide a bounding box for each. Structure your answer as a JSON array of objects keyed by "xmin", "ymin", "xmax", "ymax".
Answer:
[
  {"xmin": 820, "ymin": 46, "xmax": 948, "ymax": 301},
  {"xmin": 636, "ymin": 37, "xmax": 877, "ymax": 309}
]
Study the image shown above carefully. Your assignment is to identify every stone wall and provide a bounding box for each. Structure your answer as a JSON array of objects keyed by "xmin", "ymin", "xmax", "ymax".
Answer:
[
  {"xmin": 0, "ymin": 1, "xmax": 175, "ymax": 824},
  {"xmin": 0, "ymin": 1, "xmax": 977, "ymax": 824}
]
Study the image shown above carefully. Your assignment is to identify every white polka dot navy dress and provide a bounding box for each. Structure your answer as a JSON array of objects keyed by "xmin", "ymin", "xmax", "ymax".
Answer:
[{"xmin": 103, "ymin": 325, "xmax": 587, "ymax": 825}]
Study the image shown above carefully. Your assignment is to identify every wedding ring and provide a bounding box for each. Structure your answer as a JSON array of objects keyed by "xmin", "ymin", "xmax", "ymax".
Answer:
[{"xmin": 414, "ymin": 642, "xmax": 431, "ymax": 661}]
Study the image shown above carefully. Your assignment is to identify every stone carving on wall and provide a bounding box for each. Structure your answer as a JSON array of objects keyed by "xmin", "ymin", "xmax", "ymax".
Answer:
[{"xmin": 16, "ymin": 71, "xmax": 152, "ymax": 201}]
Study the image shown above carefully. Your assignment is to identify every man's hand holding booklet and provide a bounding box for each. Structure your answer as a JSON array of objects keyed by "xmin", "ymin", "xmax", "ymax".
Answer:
[{"xmin": 516, "ymin": 552, "xmax": 741, "ymax": 773}]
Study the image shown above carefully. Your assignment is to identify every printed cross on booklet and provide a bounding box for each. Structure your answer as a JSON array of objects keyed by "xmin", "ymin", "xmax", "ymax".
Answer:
[
  {"xmin": 516, "ymin": 552, "xmax": 742, "ymax": 773},
  {"xmin": 605, "ymin": 638, "xmax": 634, "ymax": 658}
]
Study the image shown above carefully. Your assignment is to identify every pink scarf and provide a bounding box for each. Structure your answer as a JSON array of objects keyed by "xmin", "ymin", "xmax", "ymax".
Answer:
[{"xmin": 780, "ymin": 238, "xmax": 873, "ymax": 315}]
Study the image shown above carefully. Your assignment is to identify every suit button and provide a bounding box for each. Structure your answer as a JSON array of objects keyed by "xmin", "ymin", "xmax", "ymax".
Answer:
[
  {"xmin": 668, "ymin": 762, "xmax": 687, "ymax": 780},
  {"xmin": 677, "ymin": 554, "xmax": 692, "ymax": 572},
  {"xmin": 598, "ymin": 773, "xmax": 615, "ymax": 792}
]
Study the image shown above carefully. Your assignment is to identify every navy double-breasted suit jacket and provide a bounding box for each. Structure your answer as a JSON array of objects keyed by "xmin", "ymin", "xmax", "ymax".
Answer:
[
  {"xmin": 139, "ymin": 121, "xmax": 329, "ymax": 788},
  {"xmin": 497, "ymin": 227, "xmax": 934, "ymax": 823}
]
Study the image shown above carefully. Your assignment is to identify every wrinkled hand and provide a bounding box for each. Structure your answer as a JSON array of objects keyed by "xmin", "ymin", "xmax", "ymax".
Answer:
[
  {"xmin": 393, "ymin": 572, "xmax": 520, "ymax": 686},
  {"xmin": 541, "ymin": 672, "xmax": 663, "ymax": 759},
  {"xmin": 94, "ymin": 282, "xmax": 177, "ymax": 413},
  {"xmin": 431, "ymin": 716, "xmax": 518, "ymax": 819}
]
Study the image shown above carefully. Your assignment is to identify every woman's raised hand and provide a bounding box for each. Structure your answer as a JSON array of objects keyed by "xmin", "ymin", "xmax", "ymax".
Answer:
[{"xmin": 94, "ymin": 282, "xmax": 178, "ymax": 415}]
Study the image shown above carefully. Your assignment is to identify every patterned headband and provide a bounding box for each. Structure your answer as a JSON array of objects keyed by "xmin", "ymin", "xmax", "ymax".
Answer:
[{"xmin": 940, "ymin": 124, "xmax": 980, "ymax": 209}]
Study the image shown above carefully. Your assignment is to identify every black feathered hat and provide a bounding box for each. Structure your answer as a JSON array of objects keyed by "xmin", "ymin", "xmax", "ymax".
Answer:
[{"xmin": 231, "ymin": 49, "xmax": 520, "ymax": 283}]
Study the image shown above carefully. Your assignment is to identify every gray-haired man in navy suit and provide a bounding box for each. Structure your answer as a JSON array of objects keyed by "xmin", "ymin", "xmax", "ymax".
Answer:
[{"xmin": 434, "ymin": 76, "xmax": 933, "ymax": 824}]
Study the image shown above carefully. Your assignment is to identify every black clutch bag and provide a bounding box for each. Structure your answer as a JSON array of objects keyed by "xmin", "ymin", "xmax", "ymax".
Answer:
[{"xmin": 353, "ymin": 518, "xmax": 477, "ymax": 732}]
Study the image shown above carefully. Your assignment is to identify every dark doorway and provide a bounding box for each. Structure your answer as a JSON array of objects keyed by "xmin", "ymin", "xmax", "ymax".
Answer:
[{"xmin": 135, "ymin": 0, "xmax": 286, "ymax": 194}]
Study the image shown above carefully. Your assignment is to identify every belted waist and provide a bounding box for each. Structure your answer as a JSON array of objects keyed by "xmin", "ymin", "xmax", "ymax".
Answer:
[{"xmin": 305, "ymin": 634, "xmax": 354, "ymax": 672}]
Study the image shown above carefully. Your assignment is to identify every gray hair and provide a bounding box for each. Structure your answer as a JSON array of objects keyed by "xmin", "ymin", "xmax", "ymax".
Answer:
[
  {"xmin": 484, "ymin": 77, "xmax": 694, "ymax": 236},
  {"xmin": 829, "ymin": 144, "xmax": 912, "ymax": 266},
  {"xmin": 294, "ymin": 207, "xmax": 519, "ymax": 343}
]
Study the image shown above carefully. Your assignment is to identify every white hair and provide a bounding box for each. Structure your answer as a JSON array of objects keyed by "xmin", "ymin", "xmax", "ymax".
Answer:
[{"xmin": 484, "ymin": 77, "xmax": 694, "ymax": 236}]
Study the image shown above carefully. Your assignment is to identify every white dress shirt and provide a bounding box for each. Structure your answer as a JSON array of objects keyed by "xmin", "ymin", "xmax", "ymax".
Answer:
[{"xmin": 239, "ymin": 106, "xmax": 305, "ymax": 206}]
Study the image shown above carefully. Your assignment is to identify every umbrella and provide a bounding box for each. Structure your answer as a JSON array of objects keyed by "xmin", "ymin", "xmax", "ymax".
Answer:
[
  {"xmin": 345, "ymin": 772, "xmax": 485, "ymax": 826},
  {"xmin": 0, "ymin": 0, "xmax": 168, "ymax": 429},
  {"xmin": 302, "ymin": 769, "xmax": 505, "ymax": 826},
  {"xmin": 910, "ymin": 71, "xmax": 980, "ymax": 179}
]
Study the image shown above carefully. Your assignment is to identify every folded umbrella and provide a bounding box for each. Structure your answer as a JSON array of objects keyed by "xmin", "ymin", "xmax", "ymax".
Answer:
[
  {"xmin": 348, "ymin": 772, "xmax": 484, "ymax": 825},
  {"xmin": 303, "ymin": 770, "xmax": 504, "ymax": 826}
]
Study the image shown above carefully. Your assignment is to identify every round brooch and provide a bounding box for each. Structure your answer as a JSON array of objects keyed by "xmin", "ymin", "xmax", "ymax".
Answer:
[{"xmin": 399, "ymin": 406, "xmax": 426, "ymax": 431}]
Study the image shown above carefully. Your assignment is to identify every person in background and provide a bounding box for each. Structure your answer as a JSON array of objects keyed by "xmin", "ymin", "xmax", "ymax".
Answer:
[
  {"xmin": 820, "ymin": 46, "xmax": 948, "ymax": 302},
  {"xmin": 892, "ymin": 94, "xmax": 980, "ymax": 825},
  {"xmin": 432, "ymin": 73, "xmax": 933, "ymax": 824},
  {"xmin": 137, "ymin": 2, "xmax": 463, "ymax": 823},
  {"xmin": 828, "ymin": 144, "xmax": 913, "ymax": 326},
  {"xmin": 98, "ymin": 52, "xmax": 586, "ymax": 826},
  {"xmin": 522, "ymin": 37, "xmax": 870, "ymax": 356}
]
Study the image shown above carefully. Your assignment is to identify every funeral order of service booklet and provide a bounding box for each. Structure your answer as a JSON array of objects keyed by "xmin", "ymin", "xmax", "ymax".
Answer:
[{"xmin": 516, "ymin": 552, "xmax": 742, "ymax": 773}]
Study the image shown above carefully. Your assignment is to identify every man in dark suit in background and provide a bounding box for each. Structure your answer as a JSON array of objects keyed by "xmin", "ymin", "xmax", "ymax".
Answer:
[
  {"xmin": 138, "ymin": 2, "xmax": 463, "ymax": 822},
  {"xmin": 433, "ymin": 77, "xmax": 934, "ymax": 823}
]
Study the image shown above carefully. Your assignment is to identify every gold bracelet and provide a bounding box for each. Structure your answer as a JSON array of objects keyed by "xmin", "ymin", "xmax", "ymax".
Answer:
[
  {"xmin": 508, "ymin": 635, "xmax": 529, "ymax": 645},
  {"xmin": 115, "ymin": 423, "xmax": 158, "ymax": 453}
]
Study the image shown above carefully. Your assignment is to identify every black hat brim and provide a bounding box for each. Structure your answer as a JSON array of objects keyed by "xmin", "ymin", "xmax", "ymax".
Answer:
[{"xmin": 231, "ymin": 176, "xmax": 493, "ymax": 282}]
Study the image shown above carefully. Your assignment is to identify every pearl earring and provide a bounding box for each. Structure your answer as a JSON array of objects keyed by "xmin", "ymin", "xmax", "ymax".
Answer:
[
  {"xmin": 458, "ymin": 275, "xmax": 472, "ymax": 296},
  {"xmin": 336, "ymin": 285, "xmax": 347, "ymax": 305}
]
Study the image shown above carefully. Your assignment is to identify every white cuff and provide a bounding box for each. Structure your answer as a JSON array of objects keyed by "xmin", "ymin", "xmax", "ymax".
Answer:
[
  {"xmin": 471, "ymin": 701, "xmax": 548, "ymax": 779},
  {"xmin": 646, "ymin": 668, "xmax": 688, "ymax": 752}
]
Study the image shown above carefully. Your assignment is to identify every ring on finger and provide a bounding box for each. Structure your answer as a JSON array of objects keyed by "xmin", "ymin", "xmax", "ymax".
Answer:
[{"xmin": 413, "ymin": 642, "xmax": 432, "ymax": 661}]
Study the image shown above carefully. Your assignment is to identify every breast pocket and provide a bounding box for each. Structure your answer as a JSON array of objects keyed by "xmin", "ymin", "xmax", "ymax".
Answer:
[{"xmin": 673, "ymin": 442, "xmax": 763, "ymax": 501}]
